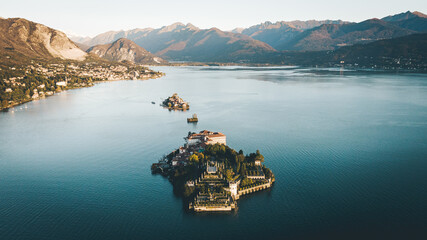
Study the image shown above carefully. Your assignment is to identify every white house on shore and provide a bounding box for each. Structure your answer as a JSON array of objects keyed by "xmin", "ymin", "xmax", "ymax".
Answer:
[{"xmin": 56, "ymin": 81, "xmax": 67, "ymax": 86}]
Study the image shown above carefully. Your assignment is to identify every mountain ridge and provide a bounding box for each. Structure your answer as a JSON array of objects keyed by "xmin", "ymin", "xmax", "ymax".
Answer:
[
  {"xmin": 382, "ymin": 10, "xmax": 427, "ymax": 22},
  {"xmin": 230, "ymin": 20, "xmax": 349, "ymax": 49}
]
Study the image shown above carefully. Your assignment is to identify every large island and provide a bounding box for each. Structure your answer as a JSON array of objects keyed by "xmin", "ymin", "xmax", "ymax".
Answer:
[{"xmin": 152, "ymin": 130, "xmax": 275, "ymax": 212}]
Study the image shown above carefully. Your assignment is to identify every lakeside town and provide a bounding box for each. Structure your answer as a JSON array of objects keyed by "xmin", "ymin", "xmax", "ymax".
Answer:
[
  {"xmin": 0, "ymin": 60, "xmax": 164, "ymax": 110},
  {"xmin": 152, "ymin": 130, "xmax": 275, "ymax": 212}
]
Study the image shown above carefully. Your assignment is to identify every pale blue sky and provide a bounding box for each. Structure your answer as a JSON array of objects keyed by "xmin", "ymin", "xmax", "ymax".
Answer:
[{"xmin": 1, "ymin": 0, "xmax": 426, "ymax": 37}]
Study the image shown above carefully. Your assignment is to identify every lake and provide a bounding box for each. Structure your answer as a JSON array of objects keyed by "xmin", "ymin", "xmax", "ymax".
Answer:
[{"xmin": 0, "ymin": 66, "xmax": 426, "ymax": 239}]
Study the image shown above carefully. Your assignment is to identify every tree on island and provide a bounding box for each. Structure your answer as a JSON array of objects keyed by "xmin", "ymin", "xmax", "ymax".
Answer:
[
  {"xmin": 241, "ymin": 177, "xmax": 254, "ymax": 187},
  {"xmin": 237, "ymin": 153, "xmax": 245, "ymax": 163},
  {"xmin": 240, "ymin": 164, "xmax": 247, "ymax": 176},
  {"xmin": 225, "ymin": 169, "xmax": 234, "ymax": 181},
  {"xmin": 189, "ymin": 152, "xmax": 205, "ymax": 165},
  {"xmin": 189, "ymin": 154, "xmax": 199, "ymax": 164},
  {"xmin": 245, "ymin": 149, "xmax": 264, "ymax": 164},
  {"xmin": 254, "ymin": 150, "xmax": 264, "ymax": 163}
]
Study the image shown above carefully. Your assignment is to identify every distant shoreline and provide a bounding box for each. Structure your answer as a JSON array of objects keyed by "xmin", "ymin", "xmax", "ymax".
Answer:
[{"xmin": 148, "ymin": 63, "xmax": 427, "ymax": 73}]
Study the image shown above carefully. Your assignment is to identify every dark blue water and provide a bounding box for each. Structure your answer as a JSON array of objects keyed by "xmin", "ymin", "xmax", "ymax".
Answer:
[{"xmin": 1, "ymin": 67, "xmax": 426, "ymax": 239}]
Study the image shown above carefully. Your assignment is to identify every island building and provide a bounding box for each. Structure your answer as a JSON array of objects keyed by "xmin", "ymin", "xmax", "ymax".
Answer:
[
  {"xmin": 186, "ymin": 130, "xmax": 226, "ymax": 146},
  {"xmin": 56, "ymin": 81, "xmax": 67, "ymax": 86},
  {"xmin": 228, "ymin": 179, "xmax": 240, "ymax": 198}
]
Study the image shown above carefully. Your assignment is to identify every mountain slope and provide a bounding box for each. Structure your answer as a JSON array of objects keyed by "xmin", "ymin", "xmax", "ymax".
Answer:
[
  {"xmin": 233, "ymin": 20, "xmax": 346, "ymax": 49},
  {"xmin": 75, "ymin": 42, "xmax": 91, "ymax": 51},
  {"xmin": 278, "ymin": 33, "xmax": 427, "ymax": 69},
  {"xmin": 158, "ymin": 27, "xmax": 276, "ymax": 62},
  {"xmin": 0, "ymin": 18, "xmax": 87, "ymax": 61},
  {"xmin": 233, "ymin": 22, "xmax": 303, "ymax": 50},
  {"xmin": 129, "ymin": 23, "xmax": 200, "ymax": 54},
  {"xmin": 73, "ymin": 23, "xmax": 276, "ymax": 62},
  {"xmin": 87, "ymin": 38, "xmax": 167, "ymax": 64},
  {"xmin": 389, "ymin": 17, "xmax": 427, "ymax": 32},
  {"xmin": 331, "ymin": 33, "xmax": 427, "ymax": 62},
  {"xmin": 279, "ymin": 18, "xmax": 417, "ymax": 51}
]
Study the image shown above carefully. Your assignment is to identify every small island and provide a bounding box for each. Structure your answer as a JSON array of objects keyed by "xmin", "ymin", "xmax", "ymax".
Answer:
[
  {"xmin": 152, "ymin": 130, "xmax": 275, "ymax": 212},
  {"xmin": 187, "ymin": 113, "xmax": 198, "ymax": 123},
  {"xmin": 162, "ymin": 93, "xmax": 189, "ymax": 111}
]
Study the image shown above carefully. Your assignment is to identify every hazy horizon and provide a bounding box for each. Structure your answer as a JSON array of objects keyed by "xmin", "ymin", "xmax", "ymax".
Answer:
[{"xmin": 1, "ymin": 0, "xmax": 426, "ymax": 37}]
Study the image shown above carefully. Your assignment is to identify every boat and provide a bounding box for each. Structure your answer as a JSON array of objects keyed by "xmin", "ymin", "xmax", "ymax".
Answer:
[
  {"xmin": 151, "ymin": 102, "xmax": 156, "ymax": 104},
  {"xmin": 187, "ymin": 113, "xmax": 198, "ymax": 123}
]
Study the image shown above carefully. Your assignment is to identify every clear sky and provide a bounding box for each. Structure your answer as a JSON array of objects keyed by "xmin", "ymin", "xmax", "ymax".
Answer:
[{"xmin": 1, "ymin": 0, "xmax": 426, "ymax": 37}]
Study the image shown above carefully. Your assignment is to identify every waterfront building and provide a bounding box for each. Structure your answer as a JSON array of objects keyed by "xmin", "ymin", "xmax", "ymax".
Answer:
[
  {"xmin": 228, "ymin": 180, "xmax": 240, "ymax": 198},
  {"xmin": 179, "ymin": 146, "xmax": 186, "ymax": 154},
  {"xmin": 56, "ymin": 80, "xmax": 67, "ymax": 86}
]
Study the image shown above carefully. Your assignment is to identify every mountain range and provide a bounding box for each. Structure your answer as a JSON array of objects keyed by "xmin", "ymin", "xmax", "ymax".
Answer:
[
  {"xmin": 0, "ymin": 11, "xmax": 425, "ymax": 68},
  {"xmin": 234, "ymin": 11, "xmax": 427, "ymax": 51},
  {"xmin": 70, "ymin": 11, "xmax": 426, "ymax": 63}
]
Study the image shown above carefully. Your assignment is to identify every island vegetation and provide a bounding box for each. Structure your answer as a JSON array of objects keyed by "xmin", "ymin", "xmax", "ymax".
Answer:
[{"xmin": 152, "ymin": 130, "xmax": 275, "ymax": 212}]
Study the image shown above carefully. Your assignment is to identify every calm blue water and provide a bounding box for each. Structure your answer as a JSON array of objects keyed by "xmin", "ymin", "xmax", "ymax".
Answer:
[{"xmin": 0, "ymin": 67, "xmax": 426, "ymax": 240}]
